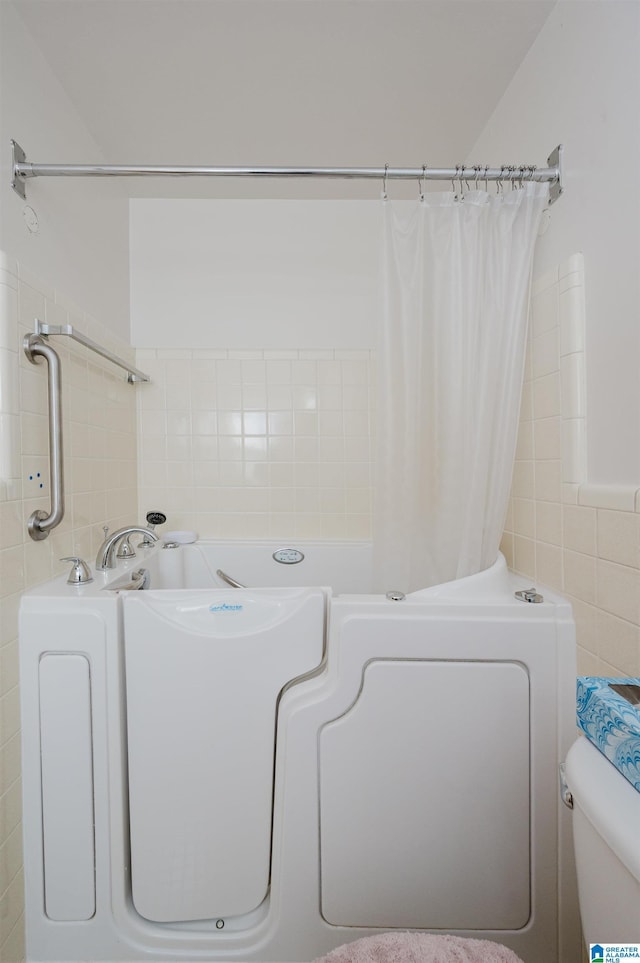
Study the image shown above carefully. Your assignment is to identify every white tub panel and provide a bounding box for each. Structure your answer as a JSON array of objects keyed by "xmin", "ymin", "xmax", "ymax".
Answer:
[
  {"xmin": 319, "ymin": 659, "xmax": 530, "ymax": 929},
  {"xmin": 123, "ymin": 587, "xmax": 325, "ymax": 923},
  {"xmin": 39, "ymin": 653, "xmax": 95, "ymax": 921},
  {"xmin": 18, "ymin": 552, "xmax": 581, "ymax": 962}
]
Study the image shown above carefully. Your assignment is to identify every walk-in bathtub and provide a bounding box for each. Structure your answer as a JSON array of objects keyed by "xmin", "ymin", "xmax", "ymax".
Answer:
[{"xmin": 19, "ymin": 539, "xmax": 581, "ymax": 962}]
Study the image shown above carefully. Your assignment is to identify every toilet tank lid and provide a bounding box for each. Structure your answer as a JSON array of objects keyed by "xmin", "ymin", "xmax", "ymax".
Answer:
[{"xmin": 565, "ymin": 737, "xmax": 640, "ymax": 884}]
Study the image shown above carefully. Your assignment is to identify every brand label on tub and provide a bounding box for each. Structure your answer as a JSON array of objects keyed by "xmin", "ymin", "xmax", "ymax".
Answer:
[
  {"xmin": 209, "ymin": 602, "xmax": 244, "ymax": 612},
  {"xmin": 273, "ymin": 548, "xmax": 304, "ymax": 564}
]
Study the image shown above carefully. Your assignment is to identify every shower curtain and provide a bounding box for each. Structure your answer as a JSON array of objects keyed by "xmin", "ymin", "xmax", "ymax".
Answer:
[{"xmin": 373, "ymin": 181, "xmax": 548, "ymax": 593}]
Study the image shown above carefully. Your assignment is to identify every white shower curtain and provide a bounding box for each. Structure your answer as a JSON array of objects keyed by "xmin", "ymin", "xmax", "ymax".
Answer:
[{"xmin": 373, "ymin": 182, "xmax": 548, "ymax": 593}]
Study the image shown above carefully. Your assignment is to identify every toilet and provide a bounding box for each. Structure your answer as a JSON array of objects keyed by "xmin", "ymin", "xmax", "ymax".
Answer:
[{"xmin": 565, "ymin": 735, "xmax": 640, "ymax": 943}]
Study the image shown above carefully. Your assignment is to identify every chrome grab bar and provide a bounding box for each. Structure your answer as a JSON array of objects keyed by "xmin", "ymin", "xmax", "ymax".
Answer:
[
  {"xmin": 216, "ymin": 568, "xmax": 246, "ymax": 589},
  {"xmin": 33, "ymin": 319, "xmax": 150, "ymax": 383},
  {"xmin": 23, "ymin": 334, "xmax": 65, "ymax": 540}
]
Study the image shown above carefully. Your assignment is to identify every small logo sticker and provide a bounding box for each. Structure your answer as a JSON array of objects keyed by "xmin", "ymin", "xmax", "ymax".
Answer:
[
  {"xmin": 591, "ymin": 945, "xmax": 640, "ymax": 962},
  {"xmin": 209, "ymin": 602, "xmax": 243, "ymax": 613}
]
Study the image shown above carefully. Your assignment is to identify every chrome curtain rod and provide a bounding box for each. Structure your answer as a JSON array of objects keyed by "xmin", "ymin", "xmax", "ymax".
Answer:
[{"xmin": 11, "ymin": 142, "xmax": 564, "ymax": 204}]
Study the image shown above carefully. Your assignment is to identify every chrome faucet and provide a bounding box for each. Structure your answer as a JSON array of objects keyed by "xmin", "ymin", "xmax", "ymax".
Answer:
[{"xmin": 95, "ymin": 526, "xmax": 159, "ymax": 571}]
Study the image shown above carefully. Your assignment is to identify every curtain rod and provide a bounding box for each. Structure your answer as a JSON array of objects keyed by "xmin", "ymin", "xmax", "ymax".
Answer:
[{"xmin": 11, "ymin": 141, "xmax": 563, "ymax": 204}]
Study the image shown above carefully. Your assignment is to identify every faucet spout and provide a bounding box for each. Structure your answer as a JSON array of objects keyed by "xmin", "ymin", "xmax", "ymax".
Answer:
[{"xmin": 95, "ymin": 526, "xmax": 159, "ymax": 571}]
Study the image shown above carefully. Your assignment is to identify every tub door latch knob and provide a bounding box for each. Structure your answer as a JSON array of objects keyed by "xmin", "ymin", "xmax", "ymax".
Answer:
[
  {"xmin": 515, "ymin": 587, "xmax": 544, "ymax": 603},
  {"xmin": 60, "ymin": 556, "xmax": 93, "ymax": 585}
]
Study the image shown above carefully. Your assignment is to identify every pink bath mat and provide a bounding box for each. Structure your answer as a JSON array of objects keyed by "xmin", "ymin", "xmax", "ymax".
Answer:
[{"xmin": 313, "ymin": 932, "xmax": 525, "ymax": 963}]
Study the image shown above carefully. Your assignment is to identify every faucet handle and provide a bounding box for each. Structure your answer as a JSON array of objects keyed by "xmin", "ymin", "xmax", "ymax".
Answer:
[
  {"xmin": 60, "ymin": 557, "xmax": 93, "ymax": 585},
  {"xmin": 116, "ymin": 535, "xmax": 136, "ymax": 559}
]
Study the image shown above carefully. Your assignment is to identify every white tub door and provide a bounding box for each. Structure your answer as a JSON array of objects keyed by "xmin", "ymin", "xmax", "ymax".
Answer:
[
  {"xmin": 319, "ymin": 659, "xmax": 530, "ymax": 930},
  {"xmin": 123, "ymin": 587, "xmax": 325, "ymax": 923}
]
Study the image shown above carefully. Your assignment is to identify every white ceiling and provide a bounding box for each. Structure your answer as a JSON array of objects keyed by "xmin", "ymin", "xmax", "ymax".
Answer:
[{"xmin": 13, "ymin": 0, "xmax": 556, "ymax": 198}]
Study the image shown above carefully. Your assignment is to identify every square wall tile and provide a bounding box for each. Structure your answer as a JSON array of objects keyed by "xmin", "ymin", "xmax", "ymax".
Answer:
[
  {"xmin": 532, "ymin": 328, "xmax": 559, "ymax": 379},
  {"xmin": 536, "ymin": 542, "xmax": 563, "ymax": 592},
  {"xmin": 596, "ymin": 510, "xmax": 640, "ymax": 569},
  {"xmin": 563, "ymin": 505, "xmax": 596, "ymax": 556},
  {"xmin": 596, "ymin": 559, "xmax": 640, "ymax": 624},
  {"xmin": 535, "ymin": 501, "xmax": 561, "ymax": 547},
  {"xmin": 533, "ymin": 372, "xmax": 561, "ymax": 420},
  {"xmin": 563, "ymin": 550, "xmax": 596, "ymax": 604},
  {"xmin": 531, "ymin": 284, "xmax": 558, "ymax": 338}
]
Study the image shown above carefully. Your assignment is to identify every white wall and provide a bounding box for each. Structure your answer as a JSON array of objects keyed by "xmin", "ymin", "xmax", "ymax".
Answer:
[
  {"xmin": 0, "ymin": 8, "xmax": 135, "ymax": 959},
  {"xmin": 130, "ymin": 200, "xmax": 380, "ymax": 349},
  {"xmin": 470, "ymin": 0, "xmax": 640, "ymax": 485},
  {"xmin": 0, "ymin": 2, "xmax": 130, "ymax": 340}
]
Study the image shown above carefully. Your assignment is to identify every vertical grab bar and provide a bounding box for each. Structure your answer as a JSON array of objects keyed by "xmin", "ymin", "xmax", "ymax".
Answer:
[{"xmin": 23, "ymin": 334, "xmax": 65, "ymax": 540}]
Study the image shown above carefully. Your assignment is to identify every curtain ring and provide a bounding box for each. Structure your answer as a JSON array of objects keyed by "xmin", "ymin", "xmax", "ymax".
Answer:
[
  {"xmin": 484, "ymin": 164, "xmax": 489, "ymax": 192},
  {"xmin": 451, "ymin": 165, "xmax": 458, "ymax": 195},
  {"xmin": 419, "ymin": 164, "xmax": 426, "ymax": 201},
  {"xmin": 382, "ymin": 163, "xmax": 389, "ymax": 200}
]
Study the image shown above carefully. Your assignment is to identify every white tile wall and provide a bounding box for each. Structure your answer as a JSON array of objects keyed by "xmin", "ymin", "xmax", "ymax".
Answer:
[
  {"xmin": 502, "ymin": 253, "xmax": 640, "ymax": 678},
  {"xmin": 136, "ymin": 348, "xmax": 373, "ymax": 540},
  {"xmin": 0, "ymin": 257, "xmax": 139, "ymax": 963}
]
